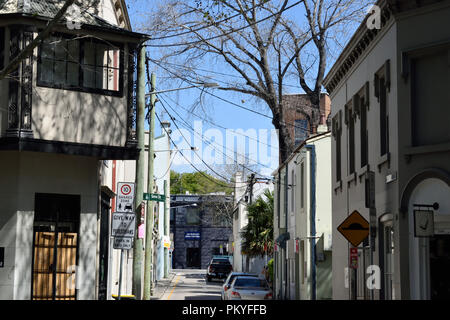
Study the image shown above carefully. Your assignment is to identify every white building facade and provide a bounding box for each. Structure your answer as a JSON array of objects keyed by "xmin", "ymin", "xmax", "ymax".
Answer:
[
  {"xmin": 323, "ymin": 0, "xmax": 450, "ymax": 300},
  {"xmin": 273, "ymin": 131, "xmax": 332, "ymax": 300},
  {"xmin": 0, "ymin": 0, "xmax": 145, "ymax": 300},
  {"xmin": 104, "ymin": 122, "xmax": 172, "ymax": 298}
]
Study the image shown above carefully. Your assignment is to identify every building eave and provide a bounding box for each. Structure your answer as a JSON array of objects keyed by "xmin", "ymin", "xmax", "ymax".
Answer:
[{"xmin": 272, "ymin": 131, "xmax": 331, "ymax": 176}]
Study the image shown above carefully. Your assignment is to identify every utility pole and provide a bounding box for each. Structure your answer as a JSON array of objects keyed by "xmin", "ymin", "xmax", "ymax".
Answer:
[
  {"xmin": 164, "ymin": 179, "xmax": 170, "ymax": 278},
  {"xmin": 143, "ymin": 70, "xmax": 156, "ymax": 300},
  {"xmin": 132, "ymin": 45, "xmax": 146, "ymax": 300}
]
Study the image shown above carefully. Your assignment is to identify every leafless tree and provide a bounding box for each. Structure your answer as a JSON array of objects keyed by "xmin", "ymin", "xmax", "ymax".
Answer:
[{"xmin": 140, "ymin": 0, "xmax": 371, "ymax": 162}]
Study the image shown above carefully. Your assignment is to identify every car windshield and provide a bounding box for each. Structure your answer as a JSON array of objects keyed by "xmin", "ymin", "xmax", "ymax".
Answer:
[
  {"xmin": 228, "ymin": 274, "xmax": 256, "ymax": 284},
  {"xmin": 212, "ymin": 259, "xmax": 230, "ymax": 264},
  {"xmin": 233, "ymin": 278, "xmax": 268, "ymax": 288}
]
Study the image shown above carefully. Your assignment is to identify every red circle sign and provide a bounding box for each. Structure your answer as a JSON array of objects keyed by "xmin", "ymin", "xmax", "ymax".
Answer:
[{"xmin": 121, "ymin": 184, "xmax": 132, "ymax": 195}]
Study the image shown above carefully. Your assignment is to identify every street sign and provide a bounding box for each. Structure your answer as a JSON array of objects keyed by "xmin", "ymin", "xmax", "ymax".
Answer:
[
  {"xmin": 414, "ymin": 210, "xmax": 434, "ymax": 237},
  {"xmin": 184, "ymin": 231, "xmax": 200, "ymax": 240},
  {"xmin": 349, "ymin": 248, "xmax": 358, "ymax": 269},
  {"xmin": 143, "ymin": 193, "xmax": 165, "ymax": 202},
  {"xmin": 116, "ymin": 182, "xmax": 135, "ymax": 213},
  {"xmin": 162, "ymin": 235, "xmax": 171, "ymax": 249},
  {"xmin": 112, "ymin": 212, "xmax": 136, "ymax": 238},
  {"xmin": 113, "ymin": 237, "xmax": 134, "ymax": 250},
  {"xmin": 337, "ymin": 210, "xmax": 370, "ymax": 247}
]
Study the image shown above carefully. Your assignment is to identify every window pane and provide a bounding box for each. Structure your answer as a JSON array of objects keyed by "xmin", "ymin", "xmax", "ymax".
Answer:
[
  {"xmin": 96, "ymin": 66, "xmax": 107, "ymax": 90},
  {"xmin": 54, "ymin": 61, "xmax": 66, "ymax": 85},
  {"xmin": 84, "ymin": 42, "xmax": 95, "ymax": 65},
  {"xmin": 108, "ymin": 68, "xmax": 120, "ymax": 91},
  {"xmin": 186, "ymin": 208, "xmax": 200, "ymax": 225},
  {"xmin": 39, "ymin": 58, "xmax": 53, "ymax": 83},
  {"xmin": 67, "ymin": 62, "xmax": 79, "ymax": 87},
  {"xmin": 96, "ymin": 43, "xmax": 108, "ymax": 66},
  {"xmin": 41, "ymin": 39, "xmax": 55, "ymax": 59},
  {"xmin": 83, "ymin": 65, "xmax": 95, "ymax": 88},
  {"xmin": 54, "ymin": 39, "xmax": 67, "ymax": 60},
  {"xmin": 67, "ymin": 40, "xmax": 79, "ymax": 62}
]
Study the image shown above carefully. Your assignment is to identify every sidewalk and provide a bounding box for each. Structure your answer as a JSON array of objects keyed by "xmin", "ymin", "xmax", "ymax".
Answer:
[{"xmin": 151, "ymin": 271, "xmax": 177, "ymax": 300}]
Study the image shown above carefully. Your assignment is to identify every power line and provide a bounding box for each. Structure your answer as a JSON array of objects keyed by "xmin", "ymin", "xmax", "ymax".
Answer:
[
  {"xmin": 149, "ymin": 57, "xmax": 314, "ymax": 134},
  {"xmin": 152, "ymin": 92, "xmax": 233, "ymax": 183},
  {"xmin": 145, "ymin": 0, "xmax": 303, "ymax": 48},
  {"xmin": 154, "ymin": 109, "xmax": 235, "ymax": 190},
  {"xmin": 155, "ymin": 59, "xmax": 304, "ymax": 90},
  {"xmin": 158, "ymin": 93, "xmax": 275, "ymax": 177},
  {"xmin": 156, "ymin": 96, "xmax": 249, "ymax": 183},
  {"xmin": 148, "ymin": 0, "xmax": 273, "ymax": 41},
  {"xmin": 160, "ymin": 91, "xmax": 279, "ymax": 151}
]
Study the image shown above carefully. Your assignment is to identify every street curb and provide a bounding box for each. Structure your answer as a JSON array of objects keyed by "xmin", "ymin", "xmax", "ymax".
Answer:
[{"xmin": 151, "ymin": 272, "xmax": 177, "ymax": 300}]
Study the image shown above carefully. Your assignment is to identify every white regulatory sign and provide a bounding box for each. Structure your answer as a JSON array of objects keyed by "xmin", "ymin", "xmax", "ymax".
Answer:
[
  {"xmin": 116, "ymin": 182, "xmax": 135, "ymax": 213},
  {"xmin": 112, "ymin": 212, "xmax": 136, "ymax": 238},
  {"xmin": 113, "ymin": 237, "xmax": 134, "ymax": 250}
]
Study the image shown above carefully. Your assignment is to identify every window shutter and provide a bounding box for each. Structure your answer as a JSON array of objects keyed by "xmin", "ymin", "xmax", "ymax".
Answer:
[
  {"xmin": 374, "ymin": 74, "xmax": 380, "ymax": 101},
  {"xmin": 353, "ymin": 94, "xmax": 361, "ymax": 118},
  {"xmin": 384, "ymin": 59, "xmax": 391, "ymax": 92},
  {"xmin": 365, "ymin": 81, "xmax": 370, "ymax": 109},
  {"xmin": 344, "ymin": 104, "xmax": 349, "ymax": 125}
]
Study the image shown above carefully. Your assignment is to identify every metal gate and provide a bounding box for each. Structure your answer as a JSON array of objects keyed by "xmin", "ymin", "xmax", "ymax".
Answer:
[{"xmin": 32, "ymin": 231, "xmax": 78, "ymax": 300}]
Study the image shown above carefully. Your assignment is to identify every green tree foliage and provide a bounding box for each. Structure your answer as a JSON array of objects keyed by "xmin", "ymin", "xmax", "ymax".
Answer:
[
  {"xmin": 241, "ymin": 189, "xmax": 274, "ymax": 258},
  {"xmin": 170, "ymin": 170, "xmax": 232, "ymax": 195}
]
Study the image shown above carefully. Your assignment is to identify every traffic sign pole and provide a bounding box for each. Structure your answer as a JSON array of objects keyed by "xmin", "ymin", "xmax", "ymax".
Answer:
[{"xmin": 118, "ymin": 249, "xmax": 124, "ymax": 300}]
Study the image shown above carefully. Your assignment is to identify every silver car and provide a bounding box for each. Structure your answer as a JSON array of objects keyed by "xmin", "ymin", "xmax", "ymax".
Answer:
[
  {"xmin": 228, "ymin": 276, "xmax": 272, "ymax": 300},
  {"xmin": 221, "ymin": 272, "xmax": 258, "ymax": 300}
]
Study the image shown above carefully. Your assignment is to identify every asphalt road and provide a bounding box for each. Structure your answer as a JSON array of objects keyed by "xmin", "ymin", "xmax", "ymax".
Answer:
[{"xmin": 160, "ymin": 269, "xmax": 224, "ymax": 300}]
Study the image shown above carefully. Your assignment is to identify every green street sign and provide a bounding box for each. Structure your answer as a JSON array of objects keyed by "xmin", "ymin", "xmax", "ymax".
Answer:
[{"xmin": 143, "ymin": 193, "xmax": 166, "ymax": 202}]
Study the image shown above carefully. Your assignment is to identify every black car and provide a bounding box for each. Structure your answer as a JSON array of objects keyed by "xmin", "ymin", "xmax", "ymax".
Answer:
[{"xmin": 206, "ymin": 257, "xmax": 233, "ymax": 282}]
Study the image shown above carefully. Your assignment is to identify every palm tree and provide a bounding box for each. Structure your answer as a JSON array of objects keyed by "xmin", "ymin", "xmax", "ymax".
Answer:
[{"xmin": 241, "ymin": 189, "xmax": 274, "ymax": 258}]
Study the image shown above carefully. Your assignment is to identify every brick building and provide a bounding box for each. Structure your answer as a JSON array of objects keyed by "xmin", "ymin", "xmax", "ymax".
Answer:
[
  {"xmin": 283, "ymin": 93, "xmax": 331, "ymax": 147},
  {"xmin": 170, "ymin": 194, "xmax": 233, "ymax": 269}
]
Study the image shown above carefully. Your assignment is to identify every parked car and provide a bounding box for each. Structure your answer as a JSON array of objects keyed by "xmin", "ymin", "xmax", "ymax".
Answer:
[
  {"xmin": 206, "ymin": 257, "xmax": 233, "ymax": 282},
  {"xmin": 228, "ymin": 276, "xmax": 272, "ymax": 300},
  {"xmin": 221, "ymin": 272, "xmax": 259, "ymax": 300}
]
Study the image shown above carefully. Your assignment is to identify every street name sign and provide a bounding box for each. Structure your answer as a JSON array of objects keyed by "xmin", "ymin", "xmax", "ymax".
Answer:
[
  {"xmin": 112, "ymin": 212, "xmax": 136, "ymax": 238},
  {"xmin": 116, "ymin": 182, "xmax": 135, "ymax": 213},
  {"xmin": 143, "ymin": 193, "xmax": 165, "ymax": 202},
  {"xmin": 337, "ymin": 210, "xmax": 370, "ymax": 247},
  {"xmin": 113, "ymin": 237, "xmax": 133, "ymax": 250},
  {"xmin": 185, "ymin": 231, "xmax": 201, "ymax": 240}
]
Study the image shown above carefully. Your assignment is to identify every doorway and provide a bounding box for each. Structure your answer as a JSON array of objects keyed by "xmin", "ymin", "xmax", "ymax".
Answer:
[
  {"xmin": 31, "ymin": 193, "xmax": 80, "ymax": 300},
  {"xmin": 186, "ymin": 248, "xmax": 201, "ymax": 268},
  {"xmin": 430, "ymin": 235, "xmax": 450, "ymax": 299}
]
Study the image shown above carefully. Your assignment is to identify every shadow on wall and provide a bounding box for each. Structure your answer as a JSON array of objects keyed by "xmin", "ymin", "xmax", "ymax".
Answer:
[
  {"xmin": 31, "ymin": 66, "xmax": 127, "ymax": 147},
  {"xmin": 316, "ymin": 251, "xmax": 332, "ymax": 300}
]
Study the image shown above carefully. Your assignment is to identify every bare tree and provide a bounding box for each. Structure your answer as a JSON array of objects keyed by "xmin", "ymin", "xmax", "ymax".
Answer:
[{"xmin": 142, "ymin": 0, "xmax": 370, "ymax": 162}]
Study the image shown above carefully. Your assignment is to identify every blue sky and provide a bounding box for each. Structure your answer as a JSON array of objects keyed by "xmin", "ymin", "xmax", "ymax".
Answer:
[{"xmin": 125, "ymin": 0, "xmax": 364, "ymax": 180}]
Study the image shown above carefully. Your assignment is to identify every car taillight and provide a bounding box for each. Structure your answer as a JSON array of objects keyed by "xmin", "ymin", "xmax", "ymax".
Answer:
[
  {"xmin": 231, "ymin": 291, "xmax": 241, "ymax": 298},
  {"xmin": 224, "ymin": 286, "xmax": 228, "ymax": 292},
  {"xmin": 264, "ymin": 292, "xmax": 272, "ymax": 300}
]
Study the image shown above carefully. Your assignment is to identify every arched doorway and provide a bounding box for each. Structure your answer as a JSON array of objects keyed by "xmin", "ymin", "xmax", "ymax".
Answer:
[{"xmin": 401, "ymin": 170, "xmax": 450, "ymax": 299}]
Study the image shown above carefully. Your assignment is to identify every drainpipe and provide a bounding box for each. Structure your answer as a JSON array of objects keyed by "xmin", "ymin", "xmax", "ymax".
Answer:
[
  {"xmin": 306, "ymin": 144, "xmax": 316, "ymax": 300},
  {"xmin": 284, "ymin": 164, "xmax": 289, "ymax": 300}
]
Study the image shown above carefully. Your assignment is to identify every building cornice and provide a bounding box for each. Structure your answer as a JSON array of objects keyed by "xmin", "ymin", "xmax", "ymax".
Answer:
[{"xmin": 323, "ymin": 0, "xmax": 450, "ymax": 95}]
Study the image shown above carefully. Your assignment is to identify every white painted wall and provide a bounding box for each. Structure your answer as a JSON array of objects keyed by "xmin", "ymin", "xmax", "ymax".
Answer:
[{"xmin": 0, "ymin": 151, "xmax": 99, "ymax": 300}]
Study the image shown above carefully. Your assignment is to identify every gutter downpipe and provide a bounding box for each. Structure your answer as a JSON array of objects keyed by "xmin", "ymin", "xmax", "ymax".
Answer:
[{"xmin": 306, "ymin": 144, "xmax": 317, "ymax": 300}]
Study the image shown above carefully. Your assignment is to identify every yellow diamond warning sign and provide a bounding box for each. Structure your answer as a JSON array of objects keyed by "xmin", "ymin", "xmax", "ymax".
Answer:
[{"xmin": 337, "ymin": 210, "xmax": 370, "ymax": 247}]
